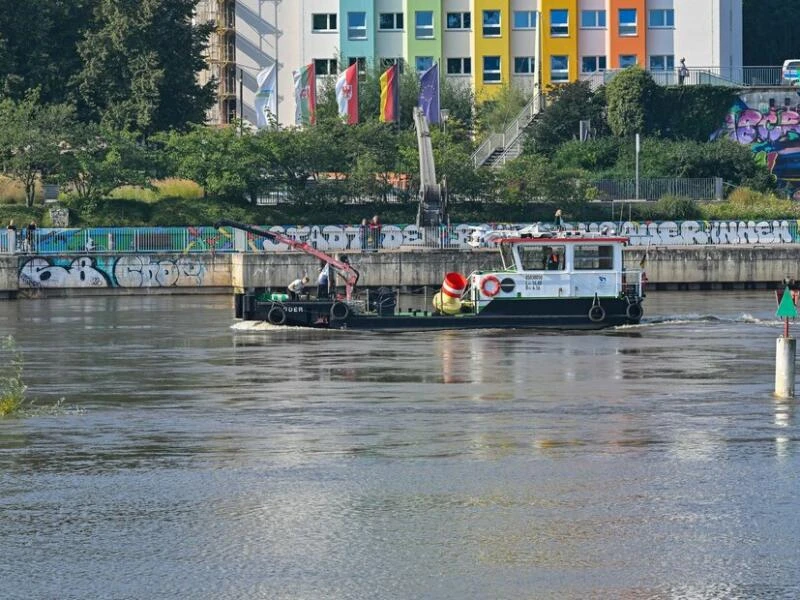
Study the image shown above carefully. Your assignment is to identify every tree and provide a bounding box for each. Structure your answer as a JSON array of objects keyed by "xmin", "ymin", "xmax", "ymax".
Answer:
[
  {"xmin": 474, "ymin": 85, "xmax": 530, "ymax": 136},
  {"xmin": 605, "ymin": 67, "xmax": 660, "ymax": 137},
  {"xmin": 0, "ymin": 93, "xmax": 76, "ymax": 206},
  {"xmin": 0, "ymin": 0, "xmax": 93, "ymax": 104},
  {"xmin": 56, "ymin": 124, "xmax": 152, "ymax": 200},
  {"xmin": 743, "ymin": 0, "xmax": 800, "ymax": 66},
  {"xmin": 75, "ymin": 0, "xmax": 215, "ymax": 134},
  {"xmin": 525, "ymin": 81, "xmax": 608, "ymax": 156}
]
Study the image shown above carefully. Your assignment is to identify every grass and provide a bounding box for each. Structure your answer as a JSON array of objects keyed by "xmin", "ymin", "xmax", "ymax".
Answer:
[{"xmin": 0, "ymin": 336, "xmax": 28, "ymax": 417}]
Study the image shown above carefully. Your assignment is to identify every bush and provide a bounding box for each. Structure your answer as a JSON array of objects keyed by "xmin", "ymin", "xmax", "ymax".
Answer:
[
  {"xmin": 701, "ymin": 187, "xmax": 799, "ymax": 220},
  {"xmin": 0, "ymin": 336, "xmax": 27, "ymax": 417}
]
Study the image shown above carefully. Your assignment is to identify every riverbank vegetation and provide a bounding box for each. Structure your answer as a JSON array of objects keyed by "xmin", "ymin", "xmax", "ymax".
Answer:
[
  {"xmin": 0, "ymin": 2, "xmax": 786, "ymax": 226},
  {"xmin": 0, "ymin": 336, "xmax": 27, "ymax": 417}
]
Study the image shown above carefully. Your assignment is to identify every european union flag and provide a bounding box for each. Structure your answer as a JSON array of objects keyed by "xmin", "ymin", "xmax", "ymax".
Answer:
[{"xmin": 418, "ymin": 63, "xmax": 440, "ymax": 124}]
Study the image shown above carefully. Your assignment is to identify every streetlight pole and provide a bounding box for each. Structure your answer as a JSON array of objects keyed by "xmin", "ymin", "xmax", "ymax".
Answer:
[{"xmin": 635, "ymin": 133, "xmax": 640, "ymax": 200}]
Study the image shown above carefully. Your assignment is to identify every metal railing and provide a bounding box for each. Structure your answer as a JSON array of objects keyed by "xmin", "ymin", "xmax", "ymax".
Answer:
[
  {"xmin": 580, "ymin": 66, "xmax": 789, "ymax": 90},
  {"xmin": 472, "ymin": 93, "xmax": 543, "ymax": 168},
  {"xmin": 1, "ymin": 227, "xmax": 235, "ymax": 255},
  {"xmin": 591, "ymin": 177, "xmax": 723, "ymax": 201}
]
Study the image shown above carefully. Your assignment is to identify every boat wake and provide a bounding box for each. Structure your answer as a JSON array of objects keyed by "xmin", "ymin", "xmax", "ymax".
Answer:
[{"xmin": 636, "ymin": 313, "xmax": 784, "ymax": 327}]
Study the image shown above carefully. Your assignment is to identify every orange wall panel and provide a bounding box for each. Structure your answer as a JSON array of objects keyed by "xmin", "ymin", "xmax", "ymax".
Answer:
[{"xmin": 609, "ymin": 0, "xmax": 646, "ymax": 69}]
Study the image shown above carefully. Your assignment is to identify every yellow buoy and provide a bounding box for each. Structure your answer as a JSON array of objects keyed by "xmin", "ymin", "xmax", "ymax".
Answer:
[{"xmin": 433, "ymin": 292, "xmax": 461, "ymax": 315}]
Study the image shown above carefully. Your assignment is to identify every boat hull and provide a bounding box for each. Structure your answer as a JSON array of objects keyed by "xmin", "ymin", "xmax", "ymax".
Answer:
[{"xmin": 235, "ymin": 294, "xmax": 643, "ymax": 331}]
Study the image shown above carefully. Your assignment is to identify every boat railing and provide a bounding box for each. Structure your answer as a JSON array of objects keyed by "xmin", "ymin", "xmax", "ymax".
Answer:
[{"xmin": 621, "ymin": 269, "xmax": 645, "ymax": 298}]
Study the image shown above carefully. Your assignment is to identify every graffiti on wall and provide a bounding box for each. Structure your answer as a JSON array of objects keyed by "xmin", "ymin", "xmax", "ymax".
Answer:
[
  {"xmin": 715, "ymin": 97, "xmax": 800, "ymax": 198},
  {"xmin": 19, "ymin": 255, "xmax": 212, "ymax": 288}
]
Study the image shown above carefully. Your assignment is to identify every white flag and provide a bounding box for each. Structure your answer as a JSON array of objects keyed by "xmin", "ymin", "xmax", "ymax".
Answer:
[{"xmin": 254, "ymin": 65, "xmax": 277, "ymax": 128}]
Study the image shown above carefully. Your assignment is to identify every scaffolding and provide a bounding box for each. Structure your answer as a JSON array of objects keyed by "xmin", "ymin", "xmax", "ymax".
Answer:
[{"xmin": 196, "ymin": 0, "xmax": 237, "ymax": 124}]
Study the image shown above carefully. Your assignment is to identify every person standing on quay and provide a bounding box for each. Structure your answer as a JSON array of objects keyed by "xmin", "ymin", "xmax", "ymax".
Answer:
[
  {"xmin": 554, "ymin": 209, "xmax": 565, "ymax": 232},
  {"xmin": 369, "ymin": 214, "xmax": 382, "ymax": 251},
  {"xmin": 26, "ymin": 220, "xmax": 37, "ymax": 253},
  {"xmin": 6, "ymin": 220, "xmax": 17, "ymax": 253}
]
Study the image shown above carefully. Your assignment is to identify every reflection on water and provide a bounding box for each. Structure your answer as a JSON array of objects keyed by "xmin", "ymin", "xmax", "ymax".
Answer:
[{"xmin": 1, "ymin": 291, "xmax": 799, "ymax": 599}]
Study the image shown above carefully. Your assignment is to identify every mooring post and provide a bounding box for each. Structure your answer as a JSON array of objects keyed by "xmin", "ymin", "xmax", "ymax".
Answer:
[{"xmin": 775, "ymin": 286, "xmax": 797, "ymax": 398}]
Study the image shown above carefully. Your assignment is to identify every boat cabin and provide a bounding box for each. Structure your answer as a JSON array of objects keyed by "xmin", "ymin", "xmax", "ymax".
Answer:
[{"xmin": 469, "ymin": 231, "xmax": 643, "ymax": 306}]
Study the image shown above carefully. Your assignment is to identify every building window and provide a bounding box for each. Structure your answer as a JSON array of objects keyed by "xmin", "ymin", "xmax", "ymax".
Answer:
[
  {"xmin": 380, "ymin": 58, "xmax": 405, "ymax": 73},
  {"xmin": 619, "ymin": 55, "xmax": 637, "ymax": 68},
  {"xmin": 446, "ymin": 12, "xmax": 471, "ymax": 30},
  {"xmin": 314, "ymin": 58, "xmax": 338, "ymax": 75},
  {"xmin": 581, "ymin": 56, "xmax": 607, "ymax": 73},
  {"xmin": 379, "ymin": 13, "xmax": 403, "ymax": 31},
  {"xmin": 649, "ymin": 55, "xmax": 674, "ymax": 71},
  {"xmin": 580, "ymin": 10, "xmax": 606, "ymax": 29},
  {"xmin": 312, "ymin": 13, "xmax": 337, "ymax": 32},
  {"xmin": 551, "ymin": 55, "xmax": 569, "ymax": 82},
  {"xmin": 415, "ymin": 56, "xmax": 434, "ymax": 72},
  {"xmin": 347, "ymin": 12, "xmax": 367, "ymax": 40},
  {"xmin": 483, "ymin": 10, "xmax": 501, "ymax": 37},
  {"xmin": 618, "ymin": 9, "xmax": 637, "ymax": 36},
  {"xmin": 550, "ymin": 9, "xmax": 569, "ymax": 37},
  {"xmin": 514, "ymin": 57, "xmax": 535, "ymax": 74},
  {"xmin": 447, "ymin": 57, "xmax": 472, "ymax": 75},
  {"xmin": 483, "ymin": 56, "xmax": 501, "ymax": 82},
  {"xmin": 348, "ymin": 56, "xmax": 367, "ymax": 75},
  {"xmin": 649, "ymin": 9, "xmax": 675, "ymax": 28},
  {"xmin": 415, "ymin": 11, "xmax": 434, "ymax": 38},
  {"xmin": 513, "ymin": 11, "xmax": 537, "ymax": 29}
]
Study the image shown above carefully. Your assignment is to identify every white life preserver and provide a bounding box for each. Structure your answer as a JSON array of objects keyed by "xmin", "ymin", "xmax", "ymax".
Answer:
[{"xmin": 480, "ymin": 275, "xmax": 501, "ymax": 297}]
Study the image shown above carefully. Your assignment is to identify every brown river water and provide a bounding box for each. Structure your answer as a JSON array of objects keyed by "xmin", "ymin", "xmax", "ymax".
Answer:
[{"xmin": 1, "ymin": 291, "xmax": 798, "ymax": 599}]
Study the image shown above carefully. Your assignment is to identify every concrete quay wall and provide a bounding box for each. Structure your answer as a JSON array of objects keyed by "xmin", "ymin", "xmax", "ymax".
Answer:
[{"xmin": 1, "ymin": 246, "xmax": 798, "ymax": 298}]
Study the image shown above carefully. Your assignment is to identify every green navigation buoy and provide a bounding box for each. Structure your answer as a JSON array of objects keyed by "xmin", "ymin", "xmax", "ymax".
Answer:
[{"xmin": 777, "ymin": 286, "xmax": 798, "ymax": 319}]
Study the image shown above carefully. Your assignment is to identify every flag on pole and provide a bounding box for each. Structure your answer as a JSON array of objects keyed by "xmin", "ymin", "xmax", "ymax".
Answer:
[
  {"xmin": 418, "ymin": 62, "xmax": 440, "ymax": 124},
  {"xmin": 293, "ymin": 63, "xmax": 316, "ymax": 126},
  {"xmin": 254, "ymin": 64, "xmax": 277, "ymax": 128},
  {"xmin": 379, "ymin": 63, "xmax": 399, "ymax": 123},
  {"xmin": 335, "ymin": 63, "xmax": 359, "ymax": 125}
]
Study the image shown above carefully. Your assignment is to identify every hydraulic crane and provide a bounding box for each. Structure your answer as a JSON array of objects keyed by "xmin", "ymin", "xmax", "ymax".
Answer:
[
  {"xmin": 215, "ymin": 219, "xmax": 360, "ymax": 300},
  {"xmin": 413, "ymin": 107, "xmax": 448, "ymax": 227}
]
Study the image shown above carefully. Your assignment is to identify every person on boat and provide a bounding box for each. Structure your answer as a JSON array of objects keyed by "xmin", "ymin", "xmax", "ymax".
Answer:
[
  {"xmin": 317, "ymin": 261, "xmax": 330, "ymax": 299},
  {"xmin": 554, "ymin": 209, "xmax": 565, "ymax": 232},
  {"xmin": 546, "ymin": 251, "xmax": 560, "ymax": 270},
  {"xmin": 288, "ymin": 276, "xmax": 309, "ymax": 301}
]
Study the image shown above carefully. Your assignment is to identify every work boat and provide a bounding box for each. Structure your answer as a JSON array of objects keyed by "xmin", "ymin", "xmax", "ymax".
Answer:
[{"xmin": 221, "ymin": 220, "xmax": 646, "ymax": 332}]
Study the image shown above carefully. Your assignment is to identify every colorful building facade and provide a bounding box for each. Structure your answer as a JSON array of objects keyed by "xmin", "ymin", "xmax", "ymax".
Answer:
[{"xmin": 196, "ymin": 0, "xmax": 742, "ymax": 127}]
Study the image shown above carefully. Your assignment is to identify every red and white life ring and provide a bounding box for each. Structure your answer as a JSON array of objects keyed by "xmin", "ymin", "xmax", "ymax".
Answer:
[{"xmin": 480, "ymin": 275, "xmax": 501, "ymax": 297}]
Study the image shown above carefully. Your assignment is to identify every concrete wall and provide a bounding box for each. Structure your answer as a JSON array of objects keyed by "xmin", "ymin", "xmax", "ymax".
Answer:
[
  {"xmin": 0, "ymin": 255, "xmax": 18, "ymax": 298},
  {"xmin": 4, "ymin": 246, "xmax": 800, "ymax": 298}
]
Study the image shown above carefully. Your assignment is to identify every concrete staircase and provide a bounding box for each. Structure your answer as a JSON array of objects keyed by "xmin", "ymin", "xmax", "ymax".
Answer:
[{"xmin": 472, "ymin": 93, "xmax": 543, "ymax": 168}]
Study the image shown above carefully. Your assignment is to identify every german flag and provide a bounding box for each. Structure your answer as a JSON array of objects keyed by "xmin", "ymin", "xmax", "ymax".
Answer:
[{"xmin": 379, "ymin": 64, "xmax": 399, "ymax": 123}]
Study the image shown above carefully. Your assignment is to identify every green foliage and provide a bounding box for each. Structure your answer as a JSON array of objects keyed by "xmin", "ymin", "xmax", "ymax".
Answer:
[
  {"xmin": 701, "ymin": 187, "xmax": 800, "ymax": 220},
  {"xmin": 0, "ymin": 336, "xmax": 28, "ymax": 417},
  {"xmin": 552, "ymin": 138, "xmax": 625, "ymax": 172},
  {"xmin": 655, "ymin": 86, "xmax": 739, "ymax": 141},
  {"xmin": 743, "ymin": 0, "xmax": 800, "ymax": 65},
  {"xmin": 0, "ymin": 92, "xmax": 77, "ymax": 206},
  {"xmin": 475, "ymin": 85, "xmax": 530, "ymax": 136},
  {"xmin": 606, "ymin": 67, "xmax": 660, "ymax": 137},
  {"xmin": 75, "ymin": 0, "xmax": 214, "ymax": 134},
  {"xmin": 525, "ymin": 81, "xmax": 608, "ymax": 156},
  {"xmin": 0, "ymin": 0, "xmax": 92, "ymax": 104}
]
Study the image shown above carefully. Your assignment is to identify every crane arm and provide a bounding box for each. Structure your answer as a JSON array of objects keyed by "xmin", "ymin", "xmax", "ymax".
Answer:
[{"xmin": 215, "ymin": 219, "xmax": 359, "ymax": 300}]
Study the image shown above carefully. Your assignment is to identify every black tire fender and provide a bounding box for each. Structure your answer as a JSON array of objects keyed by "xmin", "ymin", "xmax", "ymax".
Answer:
[
  {"xmin": 267, "ymin": 305, "xmax": 287, "ymax": 325},
  {"xmin": 626, "ymin": 302, "xmax": 643, "ymax": 321},
  {"xmin": 330, "ymin": 301, "xmax": 350, "ymax": 320}
]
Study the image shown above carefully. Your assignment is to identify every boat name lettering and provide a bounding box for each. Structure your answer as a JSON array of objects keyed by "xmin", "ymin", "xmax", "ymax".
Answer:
[
  {"xmin": 285, "ymin": 306, "xmax": 304, "ymax": 313},
  {"xmin": 524, "ymin": 275, "xmax": 543, "ymax": 290}
]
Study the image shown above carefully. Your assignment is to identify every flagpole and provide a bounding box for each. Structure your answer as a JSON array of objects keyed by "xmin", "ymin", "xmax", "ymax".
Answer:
[
  {"xmin": 238, "ymin": 68, "xmax": 244, "ymax": 135},
  {"xmin": 436, "ymin": 61, "xmax": 441, "ymax": 124}
]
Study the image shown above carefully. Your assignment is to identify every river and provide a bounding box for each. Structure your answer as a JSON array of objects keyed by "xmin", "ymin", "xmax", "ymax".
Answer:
[{"xmin": 1, "ymin": 291, "xmax": 798, "ymax": 599}]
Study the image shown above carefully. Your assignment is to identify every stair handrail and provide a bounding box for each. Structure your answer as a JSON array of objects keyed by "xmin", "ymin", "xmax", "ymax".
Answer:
[{"xmin": 471, "ymin": 92, "xmax": 542, "ymax": 167}]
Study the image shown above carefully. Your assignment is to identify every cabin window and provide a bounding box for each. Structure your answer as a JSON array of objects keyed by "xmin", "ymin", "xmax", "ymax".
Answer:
[
  {"xmin": 574, "ymin": 245, "xmax": 614, "ymax": 270},
  {"xmin": 518, "ymin": 245, "xmax": 565, "ymax": 271}
]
